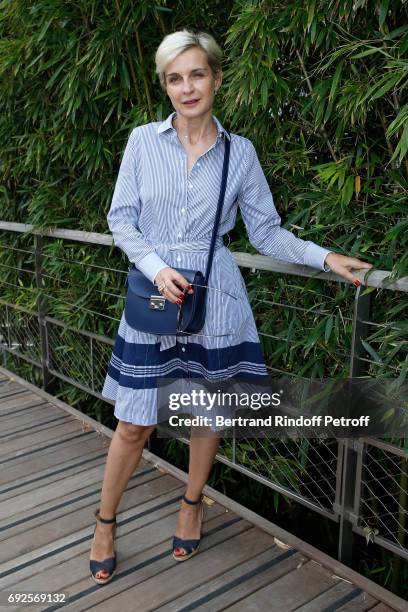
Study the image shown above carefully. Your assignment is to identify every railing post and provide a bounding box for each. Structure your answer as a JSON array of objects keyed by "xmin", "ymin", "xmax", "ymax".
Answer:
[
  {"xmin": 34, "ymin": 234, "xmax": 57, "ymax": 394},
  {"xmin": 90, "ymin": 336, "xmax": 94, "ymax": 392},
  {"xmin": 337, "ymin": 285, "xmax": 371, "ymax": 565}
]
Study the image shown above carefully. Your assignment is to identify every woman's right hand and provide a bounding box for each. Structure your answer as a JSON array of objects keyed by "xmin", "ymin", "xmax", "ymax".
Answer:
[{"xmin": 153, "ymin": 267, "xmax": 194, "ymax": 305}]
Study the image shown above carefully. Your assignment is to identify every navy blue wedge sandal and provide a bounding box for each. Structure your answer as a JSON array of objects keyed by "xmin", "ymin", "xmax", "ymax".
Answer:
[
  {"xmin": 89, "ymin": 508, "xmax": 117, "ymax": 584},
  {"xmin": 172, "ymin": 494, "xmax": 205, "ymax": 562}
]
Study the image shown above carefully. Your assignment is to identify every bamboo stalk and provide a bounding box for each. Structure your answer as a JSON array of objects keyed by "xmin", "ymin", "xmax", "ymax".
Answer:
[
  {"xmin": 155, "ymin": 9, "xmax": 166, "ymax": 37},
  {"xmin": 135, "ymin": 30, "xmax": 155, "ymax": 121},
  {"xmin": 124, "ymin": 39, "xmax": 143, "ymax": 107},
  {"xmin": 113, "ymin": 0, "xmax": 142, "ymax": 108},
  {"xmin": 295, "ymin": 49, "xmax": 338, "ymax": 163},
  {"xmin": 378, "ymin": 108, "xmax": 402, "ymax": 193},
  {"xmin": 388, "ymin": 76, "xmax": 407, "ymax": 180}
]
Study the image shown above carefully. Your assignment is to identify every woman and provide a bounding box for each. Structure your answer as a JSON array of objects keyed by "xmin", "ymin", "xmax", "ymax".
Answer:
[{"xmin": 90, "ymin": 29, "xmax": 372, "ymax": 584}]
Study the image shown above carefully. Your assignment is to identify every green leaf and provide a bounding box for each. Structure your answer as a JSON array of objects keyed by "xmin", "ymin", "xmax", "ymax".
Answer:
[
  {"xmin": 351, "ymin": 47, "xmax": 382, "ymax": 59},
  {"xmin": 400, "ymin": 33, "xmax": 408, "ymax": 55},
  {"xmin": 329, "ymin": 61, "xmax": 343, "ymax": 103},
  {"xmin": 379, "ymin": 0, "xmax": 389, "ymax": 28},
  {"xmin": 307, "ymin": 1, "xmax": 315, "ymax": 30},
  {"xmin": 361, "ymin": 339, "xmax": 383, "ymax": 364},
  {"xmin": 325, "ymin": 316, "xmax": 333, "ymax": 343},
  {"xmin": 390, "ymin": 123, "xmax": 408, "ymax": 163},
  {"xmin": 260, "ymin": 79, "xmax": 268, "ymax": 108},
  {"xmin": 341, "ymin": 175, "xmax": 355, "ymax": 207}
]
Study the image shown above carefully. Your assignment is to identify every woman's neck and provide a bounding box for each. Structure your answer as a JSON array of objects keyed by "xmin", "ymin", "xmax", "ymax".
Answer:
[{"xmin": 172, "ymin": 111, "xmax": 217, "ymax": 145}]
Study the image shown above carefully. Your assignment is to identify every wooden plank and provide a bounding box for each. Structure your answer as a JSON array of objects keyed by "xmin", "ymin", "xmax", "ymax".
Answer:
[
  {"xmin": 0, "ymin": 484, "xmax": 213, "ymax": 589},
  {"xmin": 0, "ymin": 434, "xmax": 109, "ymax": 487},
  {"xmin": 0, "ymin": 473, "xmax": 183, "ymax": 565},
  {"xmin": 0, "ymin": 381, "xmax": 25, "ymax": 395},
  {"xmin": 295, "ymin": 581, "xmax": 377, "ymax": 611},
  {"xmin": 0, "ymin": 429, "xmax": 100, "ymax": 469},
  {"xmin": 0, "ymin": 366, "xmax": 115, "ymax": 442},
  {"xmin": 0, "ymin": 449, "xmax": 106, "ymax": 516},
  {"xmin": 155, "ymin": 546, "xmax": 304, "ymax": 611},
  {"xmin": 369, "ymin": 605, "xmax": 397, "ymax": 612},
  {"xmin": 0, "ymin": 451, "xmax": 107, "ymax": 502},
  {"xmin": 0, "ymin": 417, "xmax": 79, "ymax": 456},
  {"xmin": 1, "ymin": 487, "xmax": 186, "ymax": 586},
  {"xmin": 0, "ymin": 393, "xmax": 46, "ymax": 413},
  {"xmin": 32, "ymin": 511, "xmax": 250, "ymax": 611},
  {"xmin": 1, "ymin": 413, "xmax": 72, "ymax": 439},
  {"xmin": 0, "ymin": 420, "xmax": 85, "ymax": 459},
  {"xmin": 0, "ymin": 394, "xmax": 50, "ymax": 416},
  {"xmin": 0, "ymin": 405, "xmax": 70, "ymax": 434},
  {"xmin": 333, "ymin": 590, "xmax": 378, "ymax": 610},
  {"xmin": 0, "ymin": 457, "xmax": 160, "ymax": 537},
  {"xmin": 225, "ymin": 560, "xmax": 341, "ymax": 610},
  {"xmin": 0, "ymin": 385, "xmax": 29, "ymax": 400},
  {"xmin": 0, "ymin": 403, "xmax": 54, "ymax": 426},
  {"xmin": 0, "ymin": 461, "xmax": 113, "ymax": 520},
  {"xmin": 76, "ymin": 525, "xmax": 276, "ymax": 612}
]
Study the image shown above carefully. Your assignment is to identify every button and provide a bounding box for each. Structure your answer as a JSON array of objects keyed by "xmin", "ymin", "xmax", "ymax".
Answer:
[
  {"xmin": 181, "ymin": 347, "xmax": 186, "ymax": 352},
  {"xmin": 181, "ymin": 208, "xmax": 185, "ymax": 213},
  {"xmin": 189, "ymin": 183, "xmax": 193, "ymax": 189},
  {"xmin": 197, "ymin": 162, "xmax": 200, "ymax": 166},
  {"xmin": 176, "ymin": 256, "xmax": 181, "ymax": 262},
  {"xmin": 177, "ymin": 232, "xmax": 182, "ymax": 238}
]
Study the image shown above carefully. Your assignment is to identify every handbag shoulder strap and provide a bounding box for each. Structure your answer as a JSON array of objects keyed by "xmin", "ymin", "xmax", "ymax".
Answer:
[{"xmin": 203, "ymin": 130, "xmax": 231, "ymax": 284}]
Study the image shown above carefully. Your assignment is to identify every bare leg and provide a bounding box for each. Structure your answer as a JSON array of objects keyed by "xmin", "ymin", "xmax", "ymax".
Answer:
[
  {"xmin": 90, "ymin": 421, "xmax": 155, "ymax": 579},
  {"xmin": 173, "ymin": 426, "xmax": 221, "ymax": 555}
]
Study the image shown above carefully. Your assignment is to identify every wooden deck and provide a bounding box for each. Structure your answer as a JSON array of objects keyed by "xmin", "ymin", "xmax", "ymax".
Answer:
[{"xmin": 0, "ymin": 366, "xmax": 406, "ymax": 612}]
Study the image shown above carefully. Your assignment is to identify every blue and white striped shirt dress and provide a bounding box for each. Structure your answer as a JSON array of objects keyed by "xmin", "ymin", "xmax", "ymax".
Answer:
[{"xmin": 101, "ymin": 111, "xmax": 332, "ymax": 425}]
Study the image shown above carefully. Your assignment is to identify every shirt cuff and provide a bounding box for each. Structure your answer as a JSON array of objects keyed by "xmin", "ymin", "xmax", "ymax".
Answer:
[
  {"xmin": 135, "ymin": 252, "xmax": 169, "ymax": 284},
  {"xmin": 303, "ymin": 242, "xmax": 333, "ymax": 272}
]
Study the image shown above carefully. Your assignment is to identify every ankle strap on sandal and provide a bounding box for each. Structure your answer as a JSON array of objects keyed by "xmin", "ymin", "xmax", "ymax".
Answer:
[
  {"xmin": 182, "ymin": 494, "xmax": 203, "ymax": 505},
  {"xmin": 94, "ymin": 508, "xmax": 116, "ymax": 523}
]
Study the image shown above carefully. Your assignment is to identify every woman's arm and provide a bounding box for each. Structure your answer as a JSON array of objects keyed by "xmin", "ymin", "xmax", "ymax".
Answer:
[
  {"xmin": 238, "ymin": 140, "xmax": 372, "ymax": 283},
  {"xmin": 107, "ymin": 128, "xmax": 168, "ymax": 284}
]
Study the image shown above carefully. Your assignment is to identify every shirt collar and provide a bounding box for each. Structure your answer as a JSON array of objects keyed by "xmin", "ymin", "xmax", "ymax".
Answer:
[{"xmin": 157, "ymin": 111, "xmax": 231, "ymax": 141}]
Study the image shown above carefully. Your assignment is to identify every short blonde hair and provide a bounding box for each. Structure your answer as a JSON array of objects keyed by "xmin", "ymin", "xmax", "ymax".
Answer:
[{"xmin": 155, "ymin": 29, "xmax": 223, "ymax": 90}]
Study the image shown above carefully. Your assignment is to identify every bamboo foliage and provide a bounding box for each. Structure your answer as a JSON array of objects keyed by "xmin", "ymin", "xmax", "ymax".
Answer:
[{"xmin": 221, "ymin": 0, "xmax": 408, "ymax": 385}]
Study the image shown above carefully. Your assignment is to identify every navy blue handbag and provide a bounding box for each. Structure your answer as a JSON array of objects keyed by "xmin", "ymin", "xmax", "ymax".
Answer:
[{"xmin": 124, "ymin": 131, "xmax": 231, "ymax": 336}]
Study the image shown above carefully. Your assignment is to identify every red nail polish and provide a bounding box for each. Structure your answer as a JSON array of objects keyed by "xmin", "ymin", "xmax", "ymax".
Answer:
[
  {"xmin": 353, "ymin": 280, "xmax": 361, "ymax": 287},
  {"xmin": 176, "ymin": 299, "xmax": 182, "ymax": 304}
]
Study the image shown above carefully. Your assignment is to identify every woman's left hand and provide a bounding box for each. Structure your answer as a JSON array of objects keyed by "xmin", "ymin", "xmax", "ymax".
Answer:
[{"xmin": 324, "ymin": 253, "xmax": 373, "ymax": 287}]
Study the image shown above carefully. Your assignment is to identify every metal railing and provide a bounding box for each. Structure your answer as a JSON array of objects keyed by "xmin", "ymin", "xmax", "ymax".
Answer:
[{"xmin": 0, "ymin": 221, "xmax": 407, "ymax": 568}]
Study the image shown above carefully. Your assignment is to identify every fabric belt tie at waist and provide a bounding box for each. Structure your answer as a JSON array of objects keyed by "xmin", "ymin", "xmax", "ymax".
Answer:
[
  {"xmin": 151, "ymin": 237, "xmax": 224, "ymax": 252},
  {"xmin": 148, "ymin": 237, "xmax": 225, "ymax": 352}
]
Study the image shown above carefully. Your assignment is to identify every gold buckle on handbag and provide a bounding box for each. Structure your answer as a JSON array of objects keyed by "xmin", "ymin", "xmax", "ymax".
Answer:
[{"xmin": 149, "ymin": 295, "xmax": 166, "ymax": 310}]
